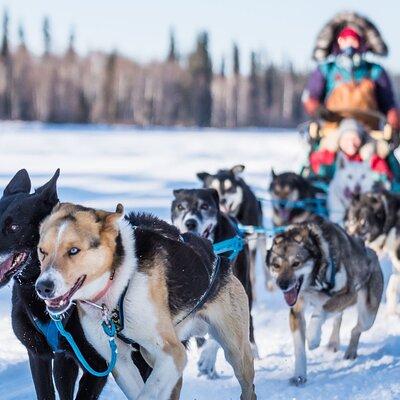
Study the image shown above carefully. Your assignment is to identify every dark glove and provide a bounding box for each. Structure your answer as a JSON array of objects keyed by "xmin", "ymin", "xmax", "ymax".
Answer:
[{"xmin": 316, "ymin": 107, "xmax": 341, "ymax": 123}]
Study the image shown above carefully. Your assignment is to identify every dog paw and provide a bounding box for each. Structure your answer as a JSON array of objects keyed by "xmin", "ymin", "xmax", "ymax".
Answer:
[
  {"xmin": 327, "ymin": 340, "xmax": 340, "ymax": 353},
  {"xmin": 198, "ymin": 350, "xmax": 219, "ymax": 379},
  {"xmin": 344, "ymin": 348, "xmax": 358, "ymax": 360},
  {"xmin": 289, "ymin": 376, "xmax": 307, "ymax": 387},
  {"xmin": 307, "ymin": 338, "xmax": 321, "ymax": 351}
]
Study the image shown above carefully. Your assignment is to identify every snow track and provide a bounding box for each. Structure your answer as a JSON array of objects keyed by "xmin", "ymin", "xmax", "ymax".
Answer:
[{"xmin": 0, "ymin": 123, "xmax": 399, "ymax": 399}]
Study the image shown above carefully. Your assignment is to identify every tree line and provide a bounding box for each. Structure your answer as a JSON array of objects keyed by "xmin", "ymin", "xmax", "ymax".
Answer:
[{"xmin": 0, "ymin": 12, "xmax": 398, "ymax": 128}]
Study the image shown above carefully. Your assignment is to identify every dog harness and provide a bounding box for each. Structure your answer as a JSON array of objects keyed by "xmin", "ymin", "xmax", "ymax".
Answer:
[
  {"xmin": 50, "ymin": 310, "xmax": 118, "ymax": 378},
  {"xmin": 32, "ymin": 316, "xmax": 61, "ymax": 352},
  {"xmin": 48, "ymin": 251, "xmax": 223, "ymax": 377}
]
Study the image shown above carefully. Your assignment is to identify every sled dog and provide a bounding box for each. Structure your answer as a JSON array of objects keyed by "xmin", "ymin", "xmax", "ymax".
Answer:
[
  {"xmin": 0, "ymin": 170, "xmax": 111, "ymax": 399},
  {"xmin": 328, "ymin": 153, "xmax": 376, "ymax": 225},
  {"xmin": 171, "ymin": 188, "xmax": 257, "ymax": 378},
  {"xmin": 269, "ymin": 169, "xmax": 323, "ymax": 226},
  {"xmin": 266, "ymin": 215, "xmax": 383, "ymax": 385},
  {"xmin": 197, "ymin": 164, "xmax": 263, "ymax": 293},
  {"xmin": 346, "ymin": 190, "xmax": 400, "ymax": 314},
  {"xmin": 36, "ymin": 203, "xmax": 256, "ymax": 400}
]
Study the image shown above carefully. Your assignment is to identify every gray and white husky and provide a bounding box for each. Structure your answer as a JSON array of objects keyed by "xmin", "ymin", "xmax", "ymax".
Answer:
[
  {"xmin": 328, "ymin": 153, "xmax": 376, "ymax": 226},
  {"xmin": 346, "ymin": 190, "xmax": 400, "ymax": 314},
  {"xmin": 266, "ymin": 215, "xmax": 383, "ymax": 385}
]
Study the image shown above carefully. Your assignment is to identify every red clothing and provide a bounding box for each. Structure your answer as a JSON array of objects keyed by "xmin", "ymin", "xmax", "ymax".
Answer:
[{"xmin": 310, "ymin": 149, "xmax": 393, "ymax": 180}]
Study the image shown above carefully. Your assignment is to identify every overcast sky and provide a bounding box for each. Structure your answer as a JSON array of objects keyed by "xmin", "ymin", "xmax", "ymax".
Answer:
[{"xmin": 4, "ymin": 0, "xmax": 400, "ymax": 73}]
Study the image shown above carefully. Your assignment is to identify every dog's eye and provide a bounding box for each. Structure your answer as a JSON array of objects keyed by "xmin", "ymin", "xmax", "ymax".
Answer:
[
  {"xmin": 177, "ymin": 204, "xmax": 185, "ymax": 211},
  {"xmin": 200, "ymin": 203, "xmax": 209, "ymax": 211},
  {"xmin": 271, "ymin": 263, "xmax": 280, "ymax": 270},
  {"xmin": 347, "ymin": 174, "xmax": 353, "ymax": 180},
  {"xmin": 10, "ymin": 224, "xmax": 19, "ymax": 232},
  {"xmin": 39, "ymin": 247, "xmax": 47, "ymax": 260},
  {"xmin": 68, "ymin": 247, "xmax": 81, "ymax": 256},
  {"xmin": 361, "ymin": 174, "xmax": 366, "ymax": 179},
  {"xmin": 292, "ymin": 261, "xmax": 300, "ymax": 268}
]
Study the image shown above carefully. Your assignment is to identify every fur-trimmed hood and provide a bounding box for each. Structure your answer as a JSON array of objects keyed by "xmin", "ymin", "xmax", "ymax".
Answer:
[{"xmin": 313, "ymin": 11, "xmax": 388, "ymax": 61}]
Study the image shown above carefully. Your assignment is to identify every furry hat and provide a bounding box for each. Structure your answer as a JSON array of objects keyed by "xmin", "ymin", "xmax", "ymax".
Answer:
[{"xmin": 312, "ymin": 11, "xmax": 388, "ymax": 61}]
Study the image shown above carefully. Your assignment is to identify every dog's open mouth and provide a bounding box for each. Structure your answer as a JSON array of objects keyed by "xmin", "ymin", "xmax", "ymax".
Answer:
[
  {"xmin": 202, "ymin": 224, "xmax": 213, "ymax": 239},
  {"xmin": 282, "ymin": 276, "xmax": 303, "ymax": 307},
  {"xmin": 0, "ymin": 251, "xmax": 29, "ymax": 283},
  {"xmin": 277, "ymin": 207, "xmax": 291, "ymax": 221},
  {"xmin": 45, "ymin": 275, "xmax": 86, "ymax": 314}
]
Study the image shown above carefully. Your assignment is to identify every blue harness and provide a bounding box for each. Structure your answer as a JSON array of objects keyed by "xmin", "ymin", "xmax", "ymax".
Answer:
[
  {"xmin": 32, "ymin": 316, "xmax": 61, "ymax": 352},
  {"xmin": 213, "ymin": 235, "xmax": 244, "ymax": 261},
  {"xmin": 259, "ymin": 196, "xmax": 328, "ymax": 218},
  {"xmin": 50, "ymin": 312, "xmax": 118, "ymax": 378}
]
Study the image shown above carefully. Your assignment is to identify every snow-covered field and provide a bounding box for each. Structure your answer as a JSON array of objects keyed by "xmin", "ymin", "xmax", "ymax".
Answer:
[{"xmin": 0, "ymin": 122, "xmax": 399, "ymax": 400}]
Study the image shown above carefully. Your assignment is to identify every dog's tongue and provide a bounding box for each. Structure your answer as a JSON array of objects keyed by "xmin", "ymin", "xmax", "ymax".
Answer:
[
  {"xmin": 283, "ymin": 286, "xmax": 298, "ymax": 307},
  {"xmin": 343, "ymin": 187, "xmax": 353, "ymax": 200},
  {"xmin": 279, "ymin": 209, "xmax": 290, "ymax": 221},
  {"xmin": 0, "ymin": 255, "xmax": 13, "ymax": 281}
]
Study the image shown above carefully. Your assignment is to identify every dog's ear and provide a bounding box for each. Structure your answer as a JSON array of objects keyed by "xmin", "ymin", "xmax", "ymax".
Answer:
[
  {"xmin": 231, "ymin": 164, "xmax": 245, "ymax": 176},
  {"xmin": 197, "ymin": 172, "xmax": 210, "ymax": 182},
  {"xmin": 35, "ymin": 169, "xmax": 60, "ymax": 206},
  {"xmin": 173, "ymin": 189, "xmax": 184, "ymax": 198},
  {"xmin": 271, "ymin": 168, "xmax": 277, "ymax": 180},
  {"xmin": 104, "ymin": 203, "xmax": 124, "ymax": 228},
  {"xmin": 206, "ymin": 188, "xmax": 220, "ymax": 208},
  {"xmin": 3, "ymin": 169, "xmax": 31, "ymax": 197}
]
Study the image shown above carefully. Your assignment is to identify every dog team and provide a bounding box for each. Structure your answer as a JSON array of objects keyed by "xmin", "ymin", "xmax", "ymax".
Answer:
[{"xmin": 0, "ymin": 156, "xmax": 396, "ymax": 400}]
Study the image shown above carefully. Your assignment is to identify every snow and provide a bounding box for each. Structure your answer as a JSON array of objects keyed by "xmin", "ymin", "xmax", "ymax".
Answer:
[{"xmin": 0, "ymin": 122, "xmax": 399, "ymax": 399}]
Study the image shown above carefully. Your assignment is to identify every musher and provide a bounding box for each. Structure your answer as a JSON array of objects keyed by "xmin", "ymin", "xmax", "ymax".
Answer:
[{"xmin": 302, "ymin": 12, "xmax": 400, "ymax": 188}]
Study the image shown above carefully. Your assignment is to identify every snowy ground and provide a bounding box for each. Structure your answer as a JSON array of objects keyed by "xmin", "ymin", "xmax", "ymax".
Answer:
[{"xmin": 0, "ymin": 122, "xmax": 399, "ymax": 400}]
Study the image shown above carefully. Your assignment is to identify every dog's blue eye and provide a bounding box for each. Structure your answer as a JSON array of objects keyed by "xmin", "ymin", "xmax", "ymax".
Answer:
[
  {"xmin": 177, "ymin": 204, "xmax": 185, "ymax": 211},
  {"xmin": 68, "ymin": 247, "xmax": 80, "ymax": 256}
]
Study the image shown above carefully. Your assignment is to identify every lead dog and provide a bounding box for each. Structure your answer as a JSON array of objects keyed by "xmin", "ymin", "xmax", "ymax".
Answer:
[
  {"xmin": 35, "ymin": 203, "xmax": 256, "ymax": 400},
  {"xmin": 171, "ymin": 188, "xmax": 257, "ymax": 378},
  {"xmin": 266, "ymin": 216, "xmax": 383, "ymax": 385},
  {"xmin": 0, "ymin": 170, "xmax": 109, "ymax": 400},
  {"xmin": 197, "ymin": 165, "xmax": 263, "ymax": 292},
  {"xmin": 346, "ymin": 191, "xmax": 400, "ymax": 314}
]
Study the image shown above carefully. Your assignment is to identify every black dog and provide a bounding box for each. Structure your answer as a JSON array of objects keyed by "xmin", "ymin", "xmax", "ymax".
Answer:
[
  {"xmin": 269, "ymin": 170, "xmax": 325, "ymax": 227},
  {"xmin": 197, "ymin": 165, "xmax": 263, "ymax": 293},
  {"xmin": 0, "ymin": 170, "xmax": 150, "ymax": 400},
  {"xmin": 171, "ymin": 188, "xmax": 257, "ymax": 377}
]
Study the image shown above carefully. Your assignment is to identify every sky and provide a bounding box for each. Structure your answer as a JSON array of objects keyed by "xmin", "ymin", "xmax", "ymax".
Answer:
[{"xmin": 4, "ymin": 0, "xmax": 400, "ymax": 74}]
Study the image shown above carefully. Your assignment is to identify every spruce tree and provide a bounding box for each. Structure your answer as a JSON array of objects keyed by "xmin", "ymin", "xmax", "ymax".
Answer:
[
  {"xmin": 233, "ymin": 43, "xmax": 240, "ymax": 75},
  {"xmin": 248, "ymin": 51, "xmax": 260, "ymax": 125},
  {"xmin": 68, "ymin": 27, "xmax": 75, "ymax": 52},
  {"xmin": 18, "ymin": 22, "xmax": 26, "ymax": 49},
  {"xmin": 167, "ymin": 28, "xmax": 177, "ymax": 62},
  {"xmin": 1, "ymin": 9, "xmax": 9, "ymax": 58},
  {"xmin": 220, "ymin": 56, "xmax": 225, "ymax": 78},
  {"xmin": 188, "ymin": 31, "xmax": 212, "ymax": 127},
  {"xmin": 42, "ymin": 16, "xmax": 51, "ymax": 55}
]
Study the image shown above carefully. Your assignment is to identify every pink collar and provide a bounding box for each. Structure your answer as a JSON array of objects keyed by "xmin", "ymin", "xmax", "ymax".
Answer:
[{"xmin": 90, "ymin": 270, "xmax": 115, "ymax": 303}]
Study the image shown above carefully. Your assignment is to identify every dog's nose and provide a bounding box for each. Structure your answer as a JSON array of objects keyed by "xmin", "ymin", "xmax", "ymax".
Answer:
[
  {"xmin": 185, "ymin": 219, "xmax": 198, "ymax": 231},
  {"xmin": 277, "ymin": 278, "xmax": 291, "ymax": 291},
  {"xmin": 35, "ymin": 279, "xmax": 55, "ymax": 299},
  {"xmin": 354, "ymin": 184, "xmax": 361, "ymax": 195}
]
